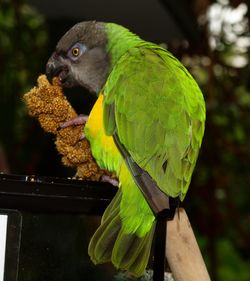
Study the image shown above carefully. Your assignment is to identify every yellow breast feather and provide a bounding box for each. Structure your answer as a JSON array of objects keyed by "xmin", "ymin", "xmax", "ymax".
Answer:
[{"xmin": 85, "ymin": 94, "xmax": 121, "ymax": 173}]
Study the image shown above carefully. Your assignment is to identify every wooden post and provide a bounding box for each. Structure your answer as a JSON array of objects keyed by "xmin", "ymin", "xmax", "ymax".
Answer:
[{"xmin": 166, "ymin": 208, "xmax": 211, "ymax": 281}]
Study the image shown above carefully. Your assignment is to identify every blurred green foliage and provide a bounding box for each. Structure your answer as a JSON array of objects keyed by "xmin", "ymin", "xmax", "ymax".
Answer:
[
  {"xmin": 217, "ymin": 239, "xmax": 250, "ymax": 281},
  {"xmin": 181, "ymin": 1, "xmax": 250, "ymax": 280},
  {"xmin": 0, "ymin": 0, "xmax": 47, "ymax": 170}
]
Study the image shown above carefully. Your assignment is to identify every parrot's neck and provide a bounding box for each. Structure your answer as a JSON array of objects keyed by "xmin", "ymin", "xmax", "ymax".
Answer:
[{"xmin": 105, "ymin": 23, "xmax": 144, "ymax": 68}]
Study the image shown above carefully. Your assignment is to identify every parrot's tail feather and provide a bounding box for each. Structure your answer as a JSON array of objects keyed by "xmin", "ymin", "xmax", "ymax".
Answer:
[
  {"xmin": 112, "ymin": 221, "xmax": 156, "ymax": 274},
  {"xmin": 88, "ymin": 189, "xmax": 156, "ymax": 277},
  {"xmin": 88, "ymin": 189, "xmax": 122, "ymax": 263},
  {"xmin": 128, "ymin": 228, "xmax": 155, "ymax": 274},
  {"xmin": 101, "ymin": 188, "xmax": 122, "ymax": 223}
]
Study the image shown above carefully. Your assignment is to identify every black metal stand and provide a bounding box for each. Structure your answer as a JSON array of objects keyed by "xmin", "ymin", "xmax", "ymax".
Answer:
[
  {"xmin": 154, "ymin": 218, "xmax": 167, "ymax": 281},
  {"xmin": 0, "ymin": 173, "xmax": 116, "ymax": 214},
  {"xmin": 0, "ymin": 173, "xmax": 177, "ymax": 281},
  {"xmin": 153, "ymin": 198, "xmax": 177, "ymax": 281}
]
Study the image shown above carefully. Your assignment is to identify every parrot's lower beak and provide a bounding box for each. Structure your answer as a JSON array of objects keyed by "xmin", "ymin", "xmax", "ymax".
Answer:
[{"xmin": 46, "ymin": 53, "xmax": 68, "ymax": 84}]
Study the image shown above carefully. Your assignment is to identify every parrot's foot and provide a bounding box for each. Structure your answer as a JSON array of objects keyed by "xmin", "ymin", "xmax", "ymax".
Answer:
[
  {"xmin": 60, "ymin": 114, "xmax": 88, "ymax": 128},
  {"xmin": 101, "ymin": 175, "xmax": 119, "ymax": 187}
]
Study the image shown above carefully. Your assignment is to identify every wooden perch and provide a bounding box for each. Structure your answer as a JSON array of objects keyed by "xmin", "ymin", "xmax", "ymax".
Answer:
[{"xmin": 166, "ymin": 208, "xmax": 211, "ymax": 281}]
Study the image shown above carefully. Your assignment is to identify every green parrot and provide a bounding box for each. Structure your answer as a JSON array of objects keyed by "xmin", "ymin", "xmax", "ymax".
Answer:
[{"xmin": 46, "ymin": 21, "xmax": 205, "ymax": 276}]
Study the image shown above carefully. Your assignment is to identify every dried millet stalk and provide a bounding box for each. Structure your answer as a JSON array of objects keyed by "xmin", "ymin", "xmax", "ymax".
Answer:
[{"xmin": 23, "ymin": 74, "xmax": 111, "ymax": 180}]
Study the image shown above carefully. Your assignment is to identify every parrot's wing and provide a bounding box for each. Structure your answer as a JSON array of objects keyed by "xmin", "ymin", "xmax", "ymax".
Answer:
[{"xmin": 103, "ymin": 46, "xmax": 205, "ymax": 200}]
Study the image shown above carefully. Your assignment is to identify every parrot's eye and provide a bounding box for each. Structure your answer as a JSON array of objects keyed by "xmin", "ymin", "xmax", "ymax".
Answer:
[
  {"xmin": 68, "ymin": 43, "xmax": 87, "ymax": 61},
  {"xmin": 72, "ymin": 47, "xmax": 80, "ymax": 57}
]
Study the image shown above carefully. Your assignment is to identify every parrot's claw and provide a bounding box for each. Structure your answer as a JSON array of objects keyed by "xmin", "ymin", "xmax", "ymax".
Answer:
[
  {"xmin": 60, "ymin": 114, "xmax": 88, "ymax": 128},
  {"xmin": 101, "ymin": 175, "xmax": 119, "ymax": 187},
  {"xmin": 79, "ymin": 133, "xmax": 86, "ymax": 140}
]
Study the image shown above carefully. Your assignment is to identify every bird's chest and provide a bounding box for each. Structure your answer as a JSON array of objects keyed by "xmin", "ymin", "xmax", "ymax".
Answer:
[{"xmin": 84, "ymin": 94, "xmax": 121, "ymax": 173}]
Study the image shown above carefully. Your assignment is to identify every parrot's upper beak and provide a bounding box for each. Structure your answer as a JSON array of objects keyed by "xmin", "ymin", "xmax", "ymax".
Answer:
[{"xmin": 46, "ymin": 52, "xmax": 67, "ymax": 84}]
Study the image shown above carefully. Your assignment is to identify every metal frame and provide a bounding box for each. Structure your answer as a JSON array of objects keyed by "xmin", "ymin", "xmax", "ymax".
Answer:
[{"xmin": 0, "ymin": 173, "xmax": 177, "ymax": 281}]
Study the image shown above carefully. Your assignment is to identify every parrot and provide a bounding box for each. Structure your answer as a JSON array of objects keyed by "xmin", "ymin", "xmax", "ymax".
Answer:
[{"xmin": 46, "ymin": 21, "xmax": 206, "ymax": 276}]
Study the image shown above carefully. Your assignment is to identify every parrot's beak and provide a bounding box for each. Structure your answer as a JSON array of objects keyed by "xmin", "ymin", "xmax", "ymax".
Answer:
[{"xmin": 46, "ymin": 52, "xmax": 68, "ymax": 84}]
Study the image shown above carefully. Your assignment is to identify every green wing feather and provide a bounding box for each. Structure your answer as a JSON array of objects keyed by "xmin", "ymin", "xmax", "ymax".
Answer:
[{"xmin": 103, "ymin": 45, "xmax": 205, "ymax": 200}]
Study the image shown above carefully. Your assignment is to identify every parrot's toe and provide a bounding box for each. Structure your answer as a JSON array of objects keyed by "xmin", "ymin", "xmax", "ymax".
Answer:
[
  {"xmin": 79, "ymin": 133, "xmax": 86, "ymax": 140},
  {"xmin": 101, "ymin": 175, "xmax": 119, "ymax": 187},
  {"xmin": 60, "ymin": 114, "xmax": 88, "ymax": 128}
]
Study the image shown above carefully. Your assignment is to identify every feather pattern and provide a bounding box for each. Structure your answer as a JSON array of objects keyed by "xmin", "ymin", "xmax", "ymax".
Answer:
[{"xmin": 103, "ymin": 45, "xmax": 205, "ymax": 201}]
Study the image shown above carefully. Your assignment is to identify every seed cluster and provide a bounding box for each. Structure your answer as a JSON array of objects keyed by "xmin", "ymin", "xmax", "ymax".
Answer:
[{"xmin": 23, "ymin": 74, "xmax": 110, "ymax": 180}]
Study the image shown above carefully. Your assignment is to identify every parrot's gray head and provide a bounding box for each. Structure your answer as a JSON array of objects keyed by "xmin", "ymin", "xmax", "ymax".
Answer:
[{"xmin": 46, "ymin": 21, "xmax": 109, "ymax": 93}]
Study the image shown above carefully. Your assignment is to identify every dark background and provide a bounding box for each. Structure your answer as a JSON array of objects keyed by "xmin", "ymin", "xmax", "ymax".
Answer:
[{"xmin": 0, "ymin": 0, "xmax": 250, "ymax": 280}]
